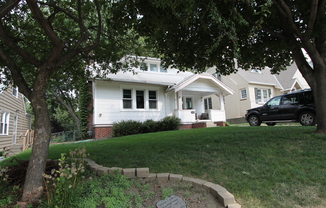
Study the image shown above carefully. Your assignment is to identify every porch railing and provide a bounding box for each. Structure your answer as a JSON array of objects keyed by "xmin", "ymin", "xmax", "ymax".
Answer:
[{"xmin": 21, "ymin": 130, "xmax": 34, "ymax": 151}]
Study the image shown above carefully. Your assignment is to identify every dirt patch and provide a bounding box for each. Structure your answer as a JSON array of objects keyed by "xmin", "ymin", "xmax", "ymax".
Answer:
[{"xmin": 128, "ymin": 178, "xmax": 225, "ymax": 208}]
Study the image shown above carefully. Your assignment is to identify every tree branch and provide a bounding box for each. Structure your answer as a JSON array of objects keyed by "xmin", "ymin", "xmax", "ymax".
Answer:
[
  {"xmin": 0, "ymin": 0, "xmax": 19, "ymax": 19},
  {"xmin": 0, "ymin": 23, "xmax": 42, "ymax": 67},
  {"xmin": 274, "ymin": 0, "xmax": 303, "ymax": 40},
  {"xmin": 0, "ymin": 47, "xmax": 32, "ymax": 98},
  {"xmin": 306, "ymin": 0, "xmax": 318, "ymax": 37},
  {"xmin": 26, "ymin": 0, "xmax": 64, "ymax": 63}
]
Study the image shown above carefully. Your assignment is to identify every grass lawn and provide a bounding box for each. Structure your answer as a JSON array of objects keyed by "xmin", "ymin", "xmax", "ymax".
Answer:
[{"xmin": 15, "ymin": 126, "xmax": 326, "ymax": 207}]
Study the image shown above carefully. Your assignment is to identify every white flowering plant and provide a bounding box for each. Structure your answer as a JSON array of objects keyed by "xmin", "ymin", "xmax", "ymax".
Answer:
[{"xmin": 43, "ymin": 147, "xmax": 89, "ymax": 208}]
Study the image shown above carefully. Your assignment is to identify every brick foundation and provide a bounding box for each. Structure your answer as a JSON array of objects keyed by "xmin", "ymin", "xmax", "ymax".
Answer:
[{"xmin": 92, "ymin": 122, "xmax": 225, "ymax": 139}]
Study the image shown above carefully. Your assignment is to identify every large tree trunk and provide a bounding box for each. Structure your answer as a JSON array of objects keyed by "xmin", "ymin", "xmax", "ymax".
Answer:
[
  {"xmin": 313, "ymin": 66, "xmax": 326, "ymax": 133},
  {"xmin": 21, "ymin": 86, "xmax": 51, "ymax": 202}
]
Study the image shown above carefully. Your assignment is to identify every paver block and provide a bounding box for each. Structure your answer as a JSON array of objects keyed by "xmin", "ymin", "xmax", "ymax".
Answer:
[
  {"xmin": 227, "ymin": 203, "xmax": 241, "ymax": 208},
  {"xmin": 217, "ymin": 190, "xmax": 236, "ymax": 207},
  {"xmin": 122, "ymin": 168, "xmax": 136, "ymax": 178},
  {"xmin": 203, "ymin": 182, "xmax": 216, "ymax": 192},
  {"xmin": 96, "ymin": 167, "xmax": 110, "ymax": 176},
  {"xmin": 146, "ymin": 173, "xmax": 157, "ymax": 181},
  {"xmin": 191, "ymin": 178, "xmax": 208, "ymax": 187},
  {"xmin": 136, "ymin": 168, "xmax": 149, "ymax": 178},
  {"xmin": 169, "ymin": 174, "xmax": 183, "ymax": 182},
  {"xmin": 210, "ymin": 184, "xmax": 227, "ymax": 197},
  {"xmin": 157, "ymin": 173, "xmax": 170, "ymax": 182},
  {"xmin": 108, "ymin": 167, "xmax": 122, "ymax": 175},
  {"xmin": 182, "ymin": 177, "xmax": 197, "ymax": 183},
  {"xmin": 89, "ymin": 164, "xmax": 103, "ymax": 172}
]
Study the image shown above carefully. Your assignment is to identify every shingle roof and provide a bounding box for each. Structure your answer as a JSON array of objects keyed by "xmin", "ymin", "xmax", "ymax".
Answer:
[{"xmin": 237, "ymin": 68, "xmax": 282, "ymax": 88}]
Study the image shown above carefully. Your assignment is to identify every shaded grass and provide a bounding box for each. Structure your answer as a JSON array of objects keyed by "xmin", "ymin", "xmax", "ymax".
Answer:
[{"xmin": 12, "ymin": 126, "xmax": 326, "ymax": 207}]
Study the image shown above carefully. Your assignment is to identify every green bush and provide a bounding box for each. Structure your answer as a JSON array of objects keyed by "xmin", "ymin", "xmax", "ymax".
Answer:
[
  {"xmin": 112, "ymin": 120, "xmax": 143, "ymax": 137},
  {"xmin": 158, "ymin": 116, "xmax": 181, "ymax": 131},
  {"xmin": 141, "ymin": 119, "xmax": 157, "ymax": 133},
  {"xmin": 112, "ymin": 116, "xmax": 181, "ymax": 137}
]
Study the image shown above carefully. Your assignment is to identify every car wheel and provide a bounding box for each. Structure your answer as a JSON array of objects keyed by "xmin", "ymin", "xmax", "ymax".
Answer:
[
  {"xmin": 299, "ymin": 112, "xmax": 316, "ymax": 126},
  {"xmin": 266, "ymin": 122, "xmax": 276, "ymax": 126},
  {"xmin": 248, "ymin": 115, "xmax": 261, "ymax": 126}
]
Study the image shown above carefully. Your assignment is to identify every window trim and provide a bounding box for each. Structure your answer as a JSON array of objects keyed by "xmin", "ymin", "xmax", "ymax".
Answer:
[
  {"xmin": 240, "ymin": 89, "xmax": 247, "ymax": 100},
  {"xmin": 148, "ymin": 90, "xmax": 157, "ymax": 109},
  {"xmin": 121, "ymin": 87, "xmax": 159, "ymax": 111},
  {"xmin": 204, "ymin": 97, "xmax": 212, "ymax": 111},
  {"xmin": 12, "ymin": 86, "xmax": 18, "ymax": 98},
  {"xmin": 0, "ymin": 111, "xmax": 10, "ymax": 135},
  {"xmin": 255, "ymin": 88, "xmax": 272, "ymax": 104}
]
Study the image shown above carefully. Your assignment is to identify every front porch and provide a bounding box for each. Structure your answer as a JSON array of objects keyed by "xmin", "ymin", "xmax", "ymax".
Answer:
[{"xmin": 176, "ymin": 109, "xmax": 226, "ymax": 123}]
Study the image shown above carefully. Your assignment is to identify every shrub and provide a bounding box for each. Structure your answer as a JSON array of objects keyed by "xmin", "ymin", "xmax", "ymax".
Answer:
[
  {"xmin": 158, "ymin": 116, "xmax": 181, "ymax": 131},
  {"xmin": 112, "ymin": 120, "xmax": 143, "ymax": 137},
  {"xmin": 141, "ymin": 119, "xmax": 157, "ymax": 133}
]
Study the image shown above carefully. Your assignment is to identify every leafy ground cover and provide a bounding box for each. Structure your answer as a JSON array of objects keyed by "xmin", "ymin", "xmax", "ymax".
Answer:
[{"xmin": 2, "ymin": 126, "xmax": 326, "ymax": 208}]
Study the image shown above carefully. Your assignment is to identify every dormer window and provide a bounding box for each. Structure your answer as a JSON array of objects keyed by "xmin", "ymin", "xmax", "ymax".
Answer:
[
  {"xmin": 12, "ymin": 86, "xmax": 18, "ymax": 98},
  {"xmin": 160, "ymin": 65, "xmax": 167, "ymax": 73},
  {"xmin": 251, "ymin": 69, "xmax": 262, "ymax": 74},
  {"xmin": 140, "ymin": 63, "xmax": 147, "ymax": 71},
  {"xmin": 150, "ymin": 64, "xmax": 158, "ymax": 72}
]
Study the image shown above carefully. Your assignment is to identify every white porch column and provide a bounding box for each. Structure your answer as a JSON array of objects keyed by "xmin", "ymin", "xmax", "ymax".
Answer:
[
  {"xmin": 219, "ymin": 92, "xmax": 225, "ymax": 111},
  {"xmin": 177, "ymin": 91, "xmax": 183, "ymax": 110}
]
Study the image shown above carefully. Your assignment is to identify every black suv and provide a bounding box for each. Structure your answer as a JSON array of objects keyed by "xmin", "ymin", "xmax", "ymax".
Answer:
[{"xmin": 245, "ymin": 89, "xmax": 315, "ymax": 126}]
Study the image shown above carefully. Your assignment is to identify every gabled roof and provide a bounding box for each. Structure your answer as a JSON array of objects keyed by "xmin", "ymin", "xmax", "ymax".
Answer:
[
  {"xmin": 166, "ymin": 73, "xmax": 234, "ymax": 95},
  {"xmin": 274, "ymin": 64, "xmax": 301, "ymax": 91},
  {"xmin": 237, "ymin": 68, "xmax": 282, "ymax": 89}
]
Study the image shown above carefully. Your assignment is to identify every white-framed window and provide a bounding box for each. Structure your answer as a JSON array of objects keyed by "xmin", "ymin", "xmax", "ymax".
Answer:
[
  {"xmin": 136, "ymin": 90, "xmax": 144, "ymax": 109},
  {"xmin": 204, "ymin": 97, "xmax": 212, "ymax": 111},
  {"xmin": 240, "ymin": 89, "xmax": 247, "ymax": 99},
  {"xmin": 122, "ymin": 88, "xmax": 159, "ymax": 110},
  {"xmin": 160, "ymin": 65, "xmax": 167, "ymax": 73},
  {"xmin": 12, "ymin": 86, "xmax": 18, "ymax": 98},
  {"xmin": 183, "ymin": 97, "xmax": 193, "ymax": 109},
  {"xmin": 123, "ymin": 89, "xmax": 132, "ymax": 109},
  {"xmin": 140, "ymin": 62, "xmax": 147, "ymax": 71},
  {"xmin": 148, "ymin": 90, "xmax": 157, "ymax": 109},
  {"xmin": 0, "ymin": 111, "xmax": 10, "ymax": 135},
  {"xmin": 255, "ymin": 88, "xmax": 272, "ymax": 104},
  {"xmin": 150, "ymin": 64, "xmax": 158, "ymax": 72}
]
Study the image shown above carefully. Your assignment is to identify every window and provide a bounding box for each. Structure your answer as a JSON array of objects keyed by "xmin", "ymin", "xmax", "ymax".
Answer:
[
  {"xmin": 204, "ymin": 97, "xmax": 212, "ymax": 111},
  {"xmin": 0, "ymin": 111, "xmax": 10, "ymax": 135},
  {"xmin": 140, "ymin": 62, "xmax": 147, "ymax": 71},
  {"xmin": 160, "ymin": 65, "xmax": 167, "ymax": 73},
  {"xmin": 123, "ymin": 89, "xmax": 132, "ymax": 109},
  {"xmin": 183, "ymin": 97, "xmax": 193, "ymax": 109},
  {"xmin": 12, "ymin": 87, "xmax": 18, "ymax": 98},
  {"xmin": 212, "ymin": 72, "xmax": 221, "ymax": 81},
  {"xmin": 136, "ymin": 90, "xmax": 144, "ymax": 109},
  {"xmin": 240, "ymin": 89, "xmax": 247, "ymax": 99},
  {"xmin": 281, "ymin": 94, "xmax": 299, "ymax": 105},
  {"xmin": 266, "ymin": 96, "xmax": 281, "ymax": 106},
  {"xmin": 150, "ymin": 64, "xmax": 158, "ymax": 72},
  {"xmin": 255, "ymin": 88, "xmax": 272, "ymax": 103},
  {"xmin": 0, "ymin": 74, "xmax": 4, "ymax": 93},
  {"xmin": 149, "ymin": 91, "xmax": 157, "ymax": 109}
]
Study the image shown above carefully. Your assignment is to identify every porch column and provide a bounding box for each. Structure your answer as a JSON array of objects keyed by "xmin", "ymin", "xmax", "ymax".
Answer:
[
  {"xmin": 177, "ymin": 91, "xmax": 183, "ymax": 110},
  {"xmin": 219, "ymin": 92, "xmax": 225, "ymax": 111}
]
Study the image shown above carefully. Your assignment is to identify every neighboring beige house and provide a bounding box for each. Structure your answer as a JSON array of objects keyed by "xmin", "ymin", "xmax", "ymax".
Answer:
[
  {"xmin": 207, "ymin": 64, "xmax": 309, "ymax": 120},
  {"xmin": 0, "ymin": 84, "xmax": 32, "ymax": 156}
]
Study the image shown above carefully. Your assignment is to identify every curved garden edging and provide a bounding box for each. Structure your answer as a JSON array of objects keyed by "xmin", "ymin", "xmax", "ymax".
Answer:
[{"xmin": 85, "ymin": 158, "xmax": 241, "ymax": 208}]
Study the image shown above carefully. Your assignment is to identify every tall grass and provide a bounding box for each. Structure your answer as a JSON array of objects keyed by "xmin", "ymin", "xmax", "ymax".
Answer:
[{"xmin": 14, "ymin": 126, "xmax": 326, "ymax": 207}]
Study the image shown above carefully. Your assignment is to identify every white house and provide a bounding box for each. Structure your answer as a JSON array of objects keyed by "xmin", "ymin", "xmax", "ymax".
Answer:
[{"xmin": 87, "ymin": 57, "xmax": 234, "ymax": 138}]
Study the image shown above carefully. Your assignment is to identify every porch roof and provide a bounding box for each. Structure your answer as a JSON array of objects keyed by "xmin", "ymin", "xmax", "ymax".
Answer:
[{"xmin": 166, "ymin": 73, "xmax": 234, "ymax": 96}]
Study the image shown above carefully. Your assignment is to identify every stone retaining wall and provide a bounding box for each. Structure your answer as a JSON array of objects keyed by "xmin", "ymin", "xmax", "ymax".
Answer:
[{"xmin": 85, "ymin": 158, "xmax": 241, "ymax": 208}]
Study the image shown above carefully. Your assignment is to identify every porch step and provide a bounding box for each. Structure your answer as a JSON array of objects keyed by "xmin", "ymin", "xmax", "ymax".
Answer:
[{"xmin": 206, "ymin": 121, "xmax": 216, "ymax": 128}]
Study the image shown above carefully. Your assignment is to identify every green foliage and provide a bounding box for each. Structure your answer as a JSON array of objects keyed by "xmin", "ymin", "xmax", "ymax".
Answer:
[
  {"xmin": 112, "ymin": 120, "xmax": 144, "ymax": 137},
  {"xmin": 161, "ymin": 188, "xmax": 173, "ymax": 199},
  {"xmin": 156, "ymin": 116, "xmax": 181, "ymax": 131},
  {"xmin": 141, "ymin": 119, "xmax": 158, "ymax": 133},
  {"xmin": 78, "ymin": 80, "xmax": 93, "ymax": 139},
  {"xmin": 112, "ymin": 116, "xmax": 181, "ymax": 137},
  {"xmin": 42, "ymin": 147, "xmax": 89, "ymax": 208}
]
